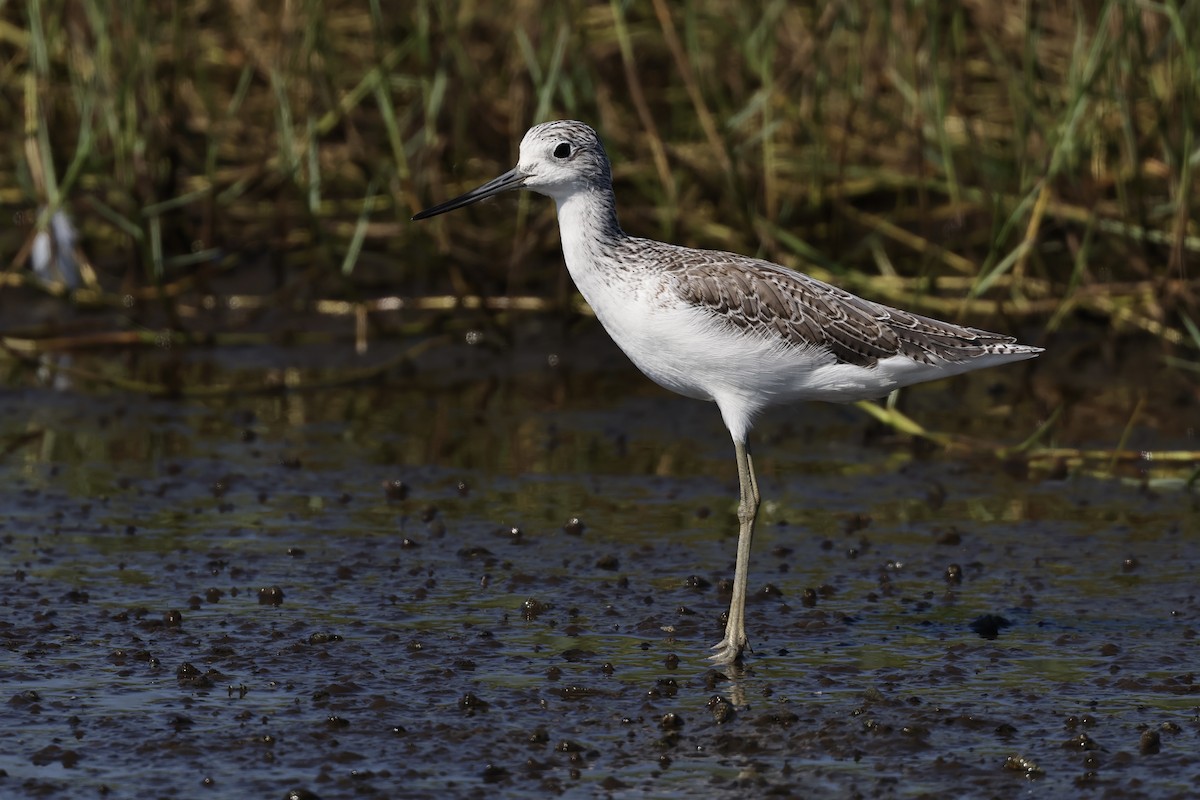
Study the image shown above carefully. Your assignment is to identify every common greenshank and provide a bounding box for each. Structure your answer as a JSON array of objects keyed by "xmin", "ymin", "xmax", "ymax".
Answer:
[{"xmin": 414, "ymin": 120, "xmax": 1042, "ymax": 666}]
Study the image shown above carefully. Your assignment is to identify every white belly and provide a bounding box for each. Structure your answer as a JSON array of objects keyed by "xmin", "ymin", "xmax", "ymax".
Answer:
[{"xmin": 596, "ymin": 297, "xmax": 891, "ymax": 405}]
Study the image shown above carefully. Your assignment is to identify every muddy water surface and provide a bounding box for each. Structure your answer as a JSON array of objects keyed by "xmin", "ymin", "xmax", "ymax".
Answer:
[{"xmin": 1, "ymin": 325, "xmax": 1197, "ymax": 799}]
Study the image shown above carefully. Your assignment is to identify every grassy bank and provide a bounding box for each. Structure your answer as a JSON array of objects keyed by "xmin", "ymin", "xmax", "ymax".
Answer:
[{"xmin": 1, "ymin": 0, "xmax": 1197, "ymax": 346}]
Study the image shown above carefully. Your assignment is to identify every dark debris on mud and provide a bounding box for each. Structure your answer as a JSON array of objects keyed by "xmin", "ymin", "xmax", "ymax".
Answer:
[{"xmin": 1, "ymin": 347, "xmax": 1199, "ymax": 799}]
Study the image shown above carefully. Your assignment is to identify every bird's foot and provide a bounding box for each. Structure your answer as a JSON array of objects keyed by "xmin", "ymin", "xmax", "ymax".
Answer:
[{"xmin": 708, "ymin": 636, "xmax": 747, "ymax": 666}]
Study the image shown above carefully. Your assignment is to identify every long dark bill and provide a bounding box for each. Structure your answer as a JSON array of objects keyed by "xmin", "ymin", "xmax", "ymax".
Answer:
[{"xmin": 411, "ymin": 167, "xmax": 527, "ymax": 220}]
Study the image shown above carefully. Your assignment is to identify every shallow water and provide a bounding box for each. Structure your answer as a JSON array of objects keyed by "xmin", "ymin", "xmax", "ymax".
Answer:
[{"xmin": 1, "ymin": 322, "xmax": 1197, "ymax": 799}]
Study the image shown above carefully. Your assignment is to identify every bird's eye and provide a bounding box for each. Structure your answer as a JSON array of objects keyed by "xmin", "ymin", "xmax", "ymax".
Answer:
[{"xmin": 553, "ymin": 142, "xmax": 572, "ymax": 159}]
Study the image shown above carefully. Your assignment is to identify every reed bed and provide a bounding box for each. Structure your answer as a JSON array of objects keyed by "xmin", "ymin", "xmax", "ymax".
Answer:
[{"xmin": 1, "ymin": 0, "xmax": 1197, "ymax": 477}]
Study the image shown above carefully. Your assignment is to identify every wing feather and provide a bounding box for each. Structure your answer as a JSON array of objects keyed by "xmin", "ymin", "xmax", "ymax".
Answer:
[{"xmin": 650, "ymin": 244, "xmax": 1024, "ymax": 368}]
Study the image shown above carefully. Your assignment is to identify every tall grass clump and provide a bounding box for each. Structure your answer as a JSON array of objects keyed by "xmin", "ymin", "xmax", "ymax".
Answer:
[{"xmin": 0, "ymin": 0, "xmax": 1194, "ymax": 348}]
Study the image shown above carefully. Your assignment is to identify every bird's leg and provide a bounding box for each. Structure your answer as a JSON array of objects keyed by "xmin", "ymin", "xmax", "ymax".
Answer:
[{"xmin": 709, "ymin": 439, "xmax": 760, "ymax": 665}]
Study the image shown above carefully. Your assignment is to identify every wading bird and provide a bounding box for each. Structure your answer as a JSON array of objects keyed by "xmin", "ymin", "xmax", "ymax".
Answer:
[{"xmin": 414, "ymin": 121, "xmax": 1041, "ymax": 665}]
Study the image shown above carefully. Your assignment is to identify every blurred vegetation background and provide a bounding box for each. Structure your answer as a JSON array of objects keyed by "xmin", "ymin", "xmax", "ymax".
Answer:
[{"xmin": 1, "ymin": 0, "xmax": 1197, "ymax": 352}]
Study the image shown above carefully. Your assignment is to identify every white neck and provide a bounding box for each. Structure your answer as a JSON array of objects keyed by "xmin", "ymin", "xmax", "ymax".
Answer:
[{"xmin": 551, "ymin": 184, "xmax": 623, "ymax": 283}]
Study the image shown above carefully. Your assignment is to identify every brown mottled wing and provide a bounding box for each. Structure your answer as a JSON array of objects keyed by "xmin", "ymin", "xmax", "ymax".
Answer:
[{"xmin": 663, "ymin": 247, "xmax": 1019, "ymax": 367}]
